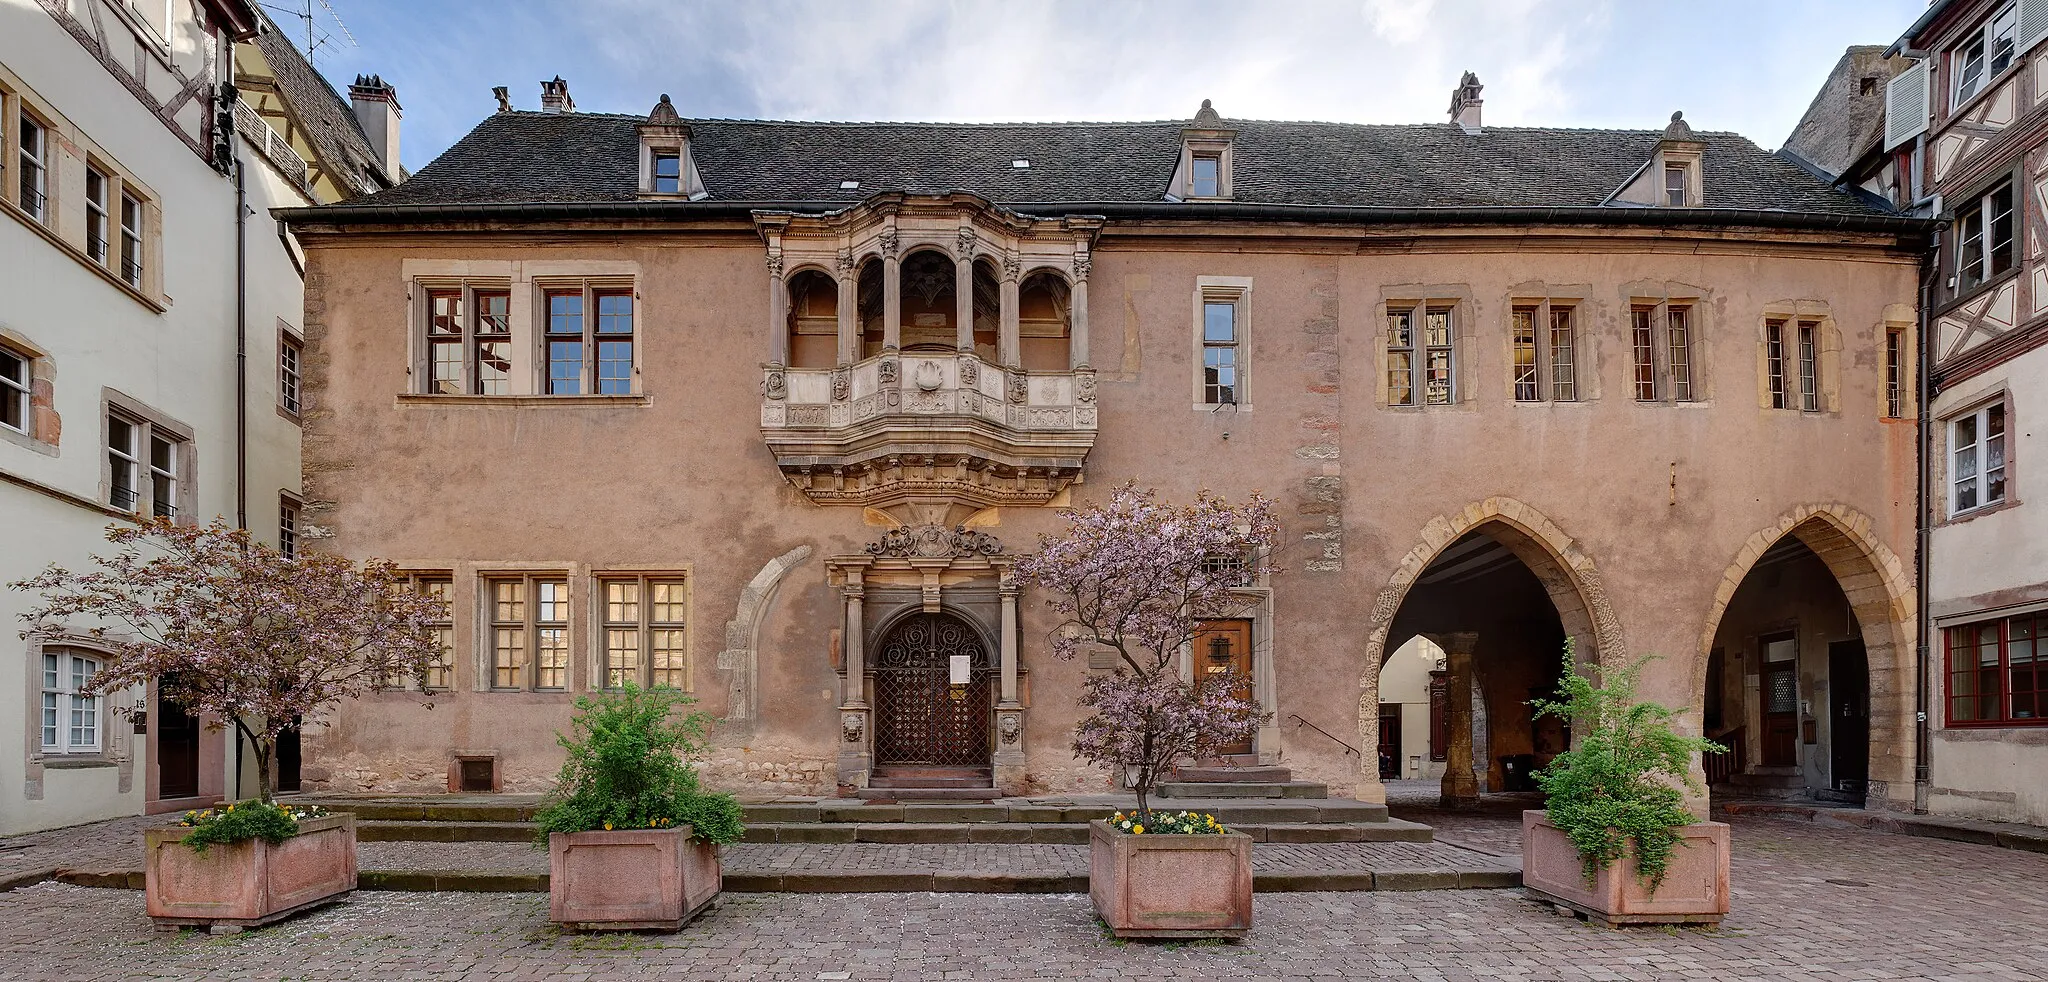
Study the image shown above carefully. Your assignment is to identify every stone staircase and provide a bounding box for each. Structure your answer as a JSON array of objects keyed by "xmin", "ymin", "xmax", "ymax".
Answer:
[
  {"xmin": 1158, "ymin": 762, "xmax": 1330, "ymax": 801},
  {"xmin": 1715, "ymin": 767, "xmax": 1807, "ymax": 801}
]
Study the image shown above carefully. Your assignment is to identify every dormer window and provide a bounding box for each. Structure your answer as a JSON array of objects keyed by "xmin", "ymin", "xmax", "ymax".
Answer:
[
  {"xmin": 651, "ymin": 151, "xmax": 681, "ymax": 194},
  {"xmin": 1664, "ymin": 164, "xmax": 1687, "ymax": 206},
  {"xmin": 1192, "ymin": 154, "xmax": 1221, "ymax": 198}
]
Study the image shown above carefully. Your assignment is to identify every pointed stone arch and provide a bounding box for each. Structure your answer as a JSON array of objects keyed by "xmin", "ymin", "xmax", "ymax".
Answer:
[
  {"xmin": 1693, "ymin": 503, "xmax": 1915, "ymax": 802},
  {"xmin": 1355, "ymin": 497, "xmax": 1623, "ymax": 798}
]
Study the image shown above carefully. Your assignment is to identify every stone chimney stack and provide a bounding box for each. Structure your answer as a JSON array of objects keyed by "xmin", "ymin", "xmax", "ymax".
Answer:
[
  {"xmin": 1449, "ymin": 71, "xmax": 1484, "ymax": 134},
  {"xmin": 347, "ymin": 74, "xmax": 401, "ymax": 178},
  {"xmin": 540, "ymin": 76, "xmax": 575, "ymax": 114},
  {"xmin": 492, "ymin": 86, "xmax": 512, "ymax": 113}
]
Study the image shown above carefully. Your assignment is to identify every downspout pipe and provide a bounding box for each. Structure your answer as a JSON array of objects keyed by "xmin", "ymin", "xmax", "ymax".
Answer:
[
  {"xmin": 235, "ymin": 153, "xmax": 248, "ymax": 534},
  {"xmin": 1914, "ymin": 208, "xmax": 1937, "ymax": 815}
]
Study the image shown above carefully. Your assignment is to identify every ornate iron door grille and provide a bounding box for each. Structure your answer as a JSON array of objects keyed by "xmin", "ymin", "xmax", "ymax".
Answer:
[{"xmin": 872, "ymin": 613, "xmax": 993, "ymax": 767}]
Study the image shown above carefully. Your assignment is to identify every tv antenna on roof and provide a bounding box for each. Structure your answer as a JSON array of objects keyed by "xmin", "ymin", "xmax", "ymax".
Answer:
[{"xmin": 258, "ymin": 0, "xmax": 357, "ymax": 61}]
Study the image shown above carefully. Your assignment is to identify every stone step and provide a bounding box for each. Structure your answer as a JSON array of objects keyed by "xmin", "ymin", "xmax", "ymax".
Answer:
[
  {"xmin": 740, "ymin": 819, "xmax": 1433, "ymax": 845},
  {"xmin": 852, "ymin": 787, "xmax": 1001, "ymax": 801},
  {"xmin": 745, "ymin": 799, "xmax": 1390, "ymax": 826},
  {"xmin": 1158, "ymin": 781, "xmax": 1327, "ymax": 799},
  {"xmin": 1175, "ymin": 765, "xmax": 1293, "ymax": 783},
  {"xmin": 1725, "ymin": 770, "xmax": 1807, "ymax": 790},
  {"xmin": 297, "ymin": 797, "xmax": 540, "ymax": 823},
  {"xmin": 356, "ymin": 820, "xmax": 535, "ymax": 843}
]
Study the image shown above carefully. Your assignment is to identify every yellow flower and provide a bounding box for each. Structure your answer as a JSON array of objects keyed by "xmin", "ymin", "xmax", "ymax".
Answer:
[
  {"xmin": 1132, "ymin": 824, "xmax": 1144, "ymax": 834},
  {"xmin": 603, "ymin": 822, "xmax": 613, "ymax": 831}
]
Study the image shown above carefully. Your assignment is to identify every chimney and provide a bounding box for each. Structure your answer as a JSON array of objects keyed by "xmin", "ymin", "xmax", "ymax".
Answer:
[
  {"xmin": 540, "ymin": 76, "xmax": 575, "ymax": 114},
  {"xmin": 492, "ymin": 86, "xmax": 512, "ymax": 113},
  {"xmin": 1448, "ymin": 71, "xmax": 1484, "ymax": 134},
  {"xmin": 347, "ymin": 74, "xmax": 401, "ymax": 179}
]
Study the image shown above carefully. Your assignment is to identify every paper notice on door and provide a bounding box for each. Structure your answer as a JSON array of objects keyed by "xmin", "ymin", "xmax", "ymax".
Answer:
[{"xmin": 950, "ymin": 654, "xmax": 971, "ymax": 684}]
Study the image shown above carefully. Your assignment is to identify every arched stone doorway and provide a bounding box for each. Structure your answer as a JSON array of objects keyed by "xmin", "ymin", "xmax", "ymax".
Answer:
[
  {"xmin": 1357, "ymin": 497, "xmax": 1621, "ymax": 807},
  {"xmin": 1695, "ymin": 505, "xmax": 1913, "ymax": 810},
  {"xmin": 870, "ymin": 611, "xmax": 996, "ymax": 775}
]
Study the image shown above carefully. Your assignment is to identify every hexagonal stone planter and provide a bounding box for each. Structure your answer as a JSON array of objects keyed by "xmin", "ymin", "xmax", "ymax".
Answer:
[
  {"xmin": 1521, "ymin": 810, "xmax": 1730, "ymax": 928},
  {"xmin": 145, "ymin": 813, "xmax": 357, "ymax": 933},
  {"xmin": 1088, "ymin": 819, "xmax": 1252, "ymax": 940},
  {"xmin": 549, "ymin": 827, "xmax": 721, "ymax": 931}
]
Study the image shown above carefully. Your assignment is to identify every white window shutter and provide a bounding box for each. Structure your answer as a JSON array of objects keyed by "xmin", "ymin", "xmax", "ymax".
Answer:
[
  {"xmin": 1885, "ymin": 61, "xmax": 1930, "ymax": 150},
  {"xmin": 2021, "ymin": 0, "xmax": 2048, "ymax": 57}
]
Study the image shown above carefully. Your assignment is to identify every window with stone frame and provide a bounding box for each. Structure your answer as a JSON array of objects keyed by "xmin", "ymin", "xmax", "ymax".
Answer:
[
  {"xmin": 1945, "ymin": 611, "xmax": 2045, "ymax": 726},
  {"xmin": 487, "ymin": 575, "xmax": 570, "ymax": 690},
  {"xmin": 650, "ymin": 150, "xmax": 682, "ymax": 194},
  {"xmin": 598, "ymin": 575, "xmax": 689, "ymax": 690},
  {"xmin": 1954, "ymin": 179, "xmax": 2016, "ymax": 294},
  {"xmin": 418, "ymin": 282, "xmax": 512, "ymax": 395},
  {"xmin": 1766, "ymin": 319, "xmax": 1789, "ymax": 409},
  {"xmin": 1629, "ymin": 302, "xmax": 1698, "ymax": 403},
  {"xmin": 1949, "ymin": 400, "xmax": 2008, "ymax": 515},
  {"xmin": 1510, "ymin": 302, "xmax": 1578, "ymax": 402},
  {"xmin": 40, "ymin": 648, "xmax": 102, "ymax": 755},
  {"xmin": 1, "ymin": 343, "xmax": 29, "ymax": 433},
  {"xmin": 410, "ymin": 574, "xmax": 454, "ymax": 690},
  {"xmin": 106, "ymin": 407, "xmax": 187, "ymax": 518},
  {"xmin": 1762, "ymin": 317, "xmax": 1823, "ymax": 413},
  {"xmin": 1388, "ymin": 305, "xmax": 1455, "ymax": 407},
  {"xmin": 544, "ymin": 285, "xmax": 636, "ymax": 396},
  {"xmin": 118, "ymin": 190, "xmax": 144, "ymax": 288},
  {"xmin": 278, "ymin": 326, "xmax": 303, "ymax": 418},
  {"xmin": 278, "ymin": 494, "xmax": 300, "ymax": 559},
  {"xmin": 18, "ymin": 107, "xmax": 48, "ymax": 222},
  {"xmin": 84, "ymin": 165, "xmax": 110, "ymax": 266},
  {"xmin": 1885, "ymin": 328, "xmax": 1906, "ymax": 419}
]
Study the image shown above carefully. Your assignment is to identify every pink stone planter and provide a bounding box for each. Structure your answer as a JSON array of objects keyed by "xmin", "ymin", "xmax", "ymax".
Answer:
[
  {"xmin": 144, "ymin": 813, "xmax": 356, "ymax": 932},
  {"xmin": 549, "ymin": 827, "xmax": 722, "ymax": 931},
  {"xmin": 1521, "ymin": 810, "xmax": 1730, "ymax": 927},
  {"xmin": 1088, "ymin": 819, "xmax": 1252, "ymax": 940}
]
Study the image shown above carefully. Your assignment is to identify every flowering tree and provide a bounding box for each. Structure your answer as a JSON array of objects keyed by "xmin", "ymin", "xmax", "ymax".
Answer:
[
  {"xmin": 1015, "ymin": 485, "xmax": 1277, "ymax": 814},
  {"xmin": 11, "ymin": 518, "xmax": 444, "ymax": 803}
]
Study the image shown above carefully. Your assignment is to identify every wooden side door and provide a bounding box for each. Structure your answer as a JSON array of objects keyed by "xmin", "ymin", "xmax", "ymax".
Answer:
[
  {"xmin": 1377, "ymin": 703, "xmax": 1403, "ymax": 778},
  {"xmin": 156, "ymin": 695, "xmax": 200, "ymax": 800},
  {"xmin": 1829, "ymin": 640, "xmax": 1869, "ymax": 796},
  {"xmin": 1761, "ymin": 633, "xmax": 1799, "ymax": 767},
  {"xmin": 1194, "ymin": 619, "xmax": 1255, "ymax": 756}
]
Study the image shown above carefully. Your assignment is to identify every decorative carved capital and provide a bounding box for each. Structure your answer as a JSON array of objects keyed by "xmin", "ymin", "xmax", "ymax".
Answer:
[
  {"xmin": 1002, "ymin": 251, "xmax": 1021, "ymax": 282},
  {"xmin": 835, "ymin": 247, "xmax": 855, "ymax": 273},
  {"xmin": 879, "ymin": 229, "xmax": 900, "ymax": 259},
  {"xmin": 956, "ymin": 227, "xmax": 978, "ymax": 258},
  {"xmin": 765, "ymin": 252, "xmax": 785, "ymax": 279},
  {"xmin": 1071, "ymin": 253, "xmax": 1091, "ymax": 282},
  {"xmin": 865, "ymin": 523, "xmax": 1004, "ymax": 559}
]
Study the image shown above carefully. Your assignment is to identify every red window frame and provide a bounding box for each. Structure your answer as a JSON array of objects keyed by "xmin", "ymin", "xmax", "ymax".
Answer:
[{"xmin": 1944, "ymin": 612, "xmax": 2048, "ymax": 727}]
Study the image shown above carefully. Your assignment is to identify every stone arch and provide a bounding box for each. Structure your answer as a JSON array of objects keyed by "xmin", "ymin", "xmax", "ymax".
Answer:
[
  {"xmin": 718, "ymin": 544, "xmax": 812, "ymax": 726},
  {"xmin": 1355, "ymin": 497, "xmax": 1623, "ymax": 788},
  {"xmin": 1692, "ymin": 503, "xmax": 1915, "ymax": 796}
]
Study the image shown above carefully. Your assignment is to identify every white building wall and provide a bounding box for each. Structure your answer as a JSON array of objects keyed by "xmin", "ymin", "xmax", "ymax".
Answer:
[
  {"xmin": 1, "ymin": 0, "xmax": 257, "ymax": 834},
  {"xmin": 1380, "ymin": 636, "xmax": 1445, "ymax": 781},
  {"xmin": 1928, "ymin": 341, "xmax": 2048, "ymax": 826}
]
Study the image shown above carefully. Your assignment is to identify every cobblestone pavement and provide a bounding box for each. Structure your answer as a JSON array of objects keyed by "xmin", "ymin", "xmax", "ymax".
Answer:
[
  {"xmin": 2, "ymin": 811, "xmax": 2045, "ymax": 980},
  {"xmin": 352, "ymin": 838, "xmax": 1510, "ymax": 876},
  {"xmin": 0, "ymin": 813, "xmax": 160, "ymax": 883}
]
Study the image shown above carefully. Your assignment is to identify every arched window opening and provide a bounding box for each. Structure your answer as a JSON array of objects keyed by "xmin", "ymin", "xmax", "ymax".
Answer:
[
  {"xmin": 1018, "ymin": 270, "xmax": 1072, "ymax": 372},
  {"xmin": 972, "ymin": 258, "xmax": 1001, "ymax": 362},
  {"xmin": 858, "ymin": 259, "xmax": 885, "ymax": 359},
  {"xmin": 785, "ymin": 269, "xmax": 838, "ymax": 368},
  {"xmin": 899, "ymin": 249, "xmax": 958, "ymax": 352}
]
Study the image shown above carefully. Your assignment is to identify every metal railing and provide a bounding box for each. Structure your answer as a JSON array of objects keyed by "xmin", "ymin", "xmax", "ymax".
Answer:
[
  {"xmin": 1703, "ymin": 726, "xmax": 1745, "ymax": 786},
  {"xmin": 1287, "ymin": 713, "xmax": 1360, "ymax": 757},
  {"xmin": 234, "ymin": 100, "xmax": 309, "ymax": 188}
]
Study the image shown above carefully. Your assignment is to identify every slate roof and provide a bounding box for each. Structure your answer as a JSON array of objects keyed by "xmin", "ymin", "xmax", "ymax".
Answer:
[
  {"xmin": 338, "ymin": 108, "xmax": 1892, "ymax": 220},
  {"xmin": 251, "ymin": 11, "xmax": 396, "ymax": 195}
]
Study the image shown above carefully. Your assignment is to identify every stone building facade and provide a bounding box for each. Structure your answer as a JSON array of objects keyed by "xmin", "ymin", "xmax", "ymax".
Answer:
[{"xmin": 281, "ymin": 79, "xmax": 1929, "ymax": 811}]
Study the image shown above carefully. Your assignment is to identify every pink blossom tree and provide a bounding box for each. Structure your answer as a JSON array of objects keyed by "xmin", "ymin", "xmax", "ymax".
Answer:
[
  {"xmin": 11, "ymin": 518, "xmax": 445, "ymax": 803},
  {"xmin": 1015, "ymin": 485, "xmax": 1278, "ymax": 815}
]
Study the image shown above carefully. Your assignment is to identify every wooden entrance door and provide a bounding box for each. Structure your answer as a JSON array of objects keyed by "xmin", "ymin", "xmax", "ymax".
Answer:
[
  {"xmin": 871, "ymin": 613, "xmax": 993, "ymax": 769},
  {"xmin": 1761, "ymin": 633, "xmax": 1799, "ymax": 767},
  {"xmin": 1195, "ymin": 619, "xmax": 1255, "ymax": 756},
  {"xmin": 1829, "ymin": 640, "xmax": 1869, "ymax": 798},
  {"xmin": 157, "ymin": 694, "xmax": 200, "ymax": 800},
  {"xmin": 276, "ymin": 717, "xmax": 303, "ymax": 794}
]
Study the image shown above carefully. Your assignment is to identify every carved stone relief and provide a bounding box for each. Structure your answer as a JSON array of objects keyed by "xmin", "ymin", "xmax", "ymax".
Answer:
[
  {"xmin": 865, "ymin": 524, "xmax": 1004, "ymax": 559},
  {"xmin": 763, "ymin": 370, "xmax": 787, "ymax": 400}
]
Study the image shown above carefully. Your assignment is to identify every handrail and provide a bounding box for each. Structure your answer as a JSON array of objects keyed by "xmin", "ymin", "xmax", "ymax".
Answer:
[
  {"xmin": 1287, "ymin": 713, "xmax": 1360, "ymax": 757},
  {"xmin": 1703, "ymin": 726, "xmax": 1745, "ymax": 787}
]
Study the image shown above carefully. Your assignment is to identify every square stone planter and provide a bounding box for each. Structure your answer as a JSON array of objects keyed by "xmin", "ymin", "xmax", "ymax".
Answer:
[
  {"xmin": 1521, "ymin": 810, "xmax": 1730, "ymax": 927},
  {"xmin": 1088, "ymin": 819, "xmax": 1252, "ymax": 939},
  {"xmin": 145, "ymin": 813, "xmax": 356, "ymax": 933},
  {"xmin": 549, "ymin": 827, "xmax": 722, "ymax": 931}
]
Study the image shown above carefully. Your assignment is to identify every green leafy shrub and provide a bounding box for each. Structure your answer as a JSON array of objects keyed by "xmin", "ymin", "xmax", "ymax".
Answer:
[
  {"xmin": 532, "ymin": 684, "xmax": 745, "ymax": 845},
  {"xmin": 175, "ymin": 801, "xmax": 329, "ymax": 853},
  {"xmin": 1531, "ymin": 642, "xmax": 1723, "ymax": 890}
]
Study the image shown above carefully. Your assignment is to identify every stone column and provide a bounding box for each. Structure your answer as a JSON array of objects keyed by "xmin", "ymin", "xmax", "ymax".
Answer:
[
  {"xmin": 881, "ymin": 232, "xmax": 902, "ymax": 352},
  {"xmin": 994, "ymin": 568, "xmax": 1026, "ymax": 793},
  {"xmin": 1438, "ymin": 631, "xmax": 1480, "ymax": 808},
  {"xmin": 767, "ymin": 252, "xmax": 788, "ymax": 366},
  {"xmin": 838, "ymin": 570, "xmax": 871, "ymax": 790},
  {"xmin": 999, "ymin": 253, "xmax": 1021, "ymax": 368},
  {"xmin": 1069, "ymin": 253, "xmax": 1090, "ymax": 369},
  {"xmin": 836, "ymin": 250, "xmax": 857, "ymax": 364},
  {"xmin": 954, "ymin": 251, "xmax": 975, "ymax": 353}
]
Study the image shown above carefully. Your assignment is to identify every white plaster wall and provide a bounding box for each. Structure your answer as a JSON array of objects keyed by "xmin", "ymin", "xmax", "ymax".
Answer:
[
  {"xmin": 238, "ymin": 141, "xmax": 309, "ymax": 548},
  {"xmin": 1380, "ymin": 636, "xmax": 1445, "ymax": 780},
  {"xmin": 1, "ymin": 6, "xmax": 255, "ymax": 833},
  {"xmin": 1928, "ymin": 341, "xmax": 2048, "ymax": 826}
]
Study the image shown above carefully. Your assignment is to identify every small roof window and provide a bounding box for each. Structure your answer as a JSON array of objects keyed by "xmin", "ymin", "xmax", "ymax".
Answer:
[
  {"xmin": 840, "ymin": 180, "xmax": 860, "ymax": 189},
  {"xmin": 1011, "ymin": 159, "xmax": 1030, "ymax": 169}
]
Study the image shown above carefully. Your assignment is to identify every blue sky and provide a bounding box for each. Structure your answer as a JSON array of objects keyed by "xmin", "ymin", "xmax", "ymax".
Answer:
[{"xmin": 286, "ymin": 0, "xmax": 1928, "ymax": 175}]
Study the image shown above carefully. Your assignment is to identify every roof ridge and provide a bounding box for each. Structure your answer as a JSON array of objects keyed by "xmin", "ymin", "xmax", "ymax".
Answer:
[{"xmin": 493, "ymin": 111, "xmax": 1764, "ymax": 140}]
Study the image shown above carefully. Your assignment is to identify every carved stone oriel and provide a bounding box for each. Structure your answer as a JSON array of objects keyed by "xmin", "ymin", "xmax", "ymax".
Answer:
[
  {"xmin": 865, "ymin": 524, "xmax": 1004, "ymax": 559},
  {"xmin": 764, "ymin": 370, "xmax": 787, "ymax": 400}
]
